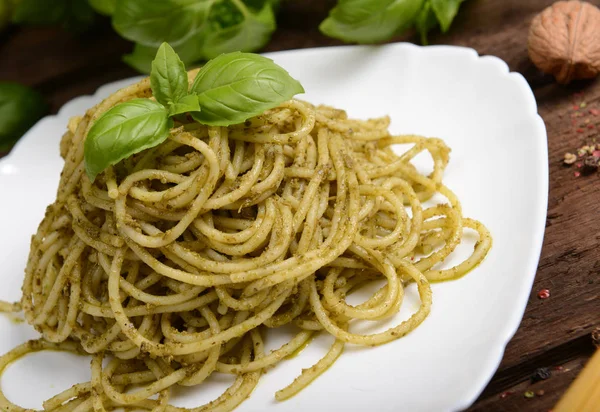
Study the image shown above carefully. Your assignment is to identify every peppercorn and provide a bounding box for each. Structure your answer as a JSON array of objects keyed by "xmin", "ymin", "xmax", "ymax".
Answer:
[
  {"xmin": 582, "ymin": 155, "xmax": 600, "ymax": 174},
  {"xmin": 531, "ymin": 367, "xmax": 552, "ymax": 383},
  {"xmin": 538, "ymin": 289, "xmax": 551, "ymax": 299}
]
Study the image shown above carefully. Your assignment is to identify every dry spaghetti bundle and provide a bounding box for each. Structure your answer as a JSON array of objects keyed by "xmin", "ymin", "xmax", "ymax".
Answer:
[{"xmin": 0, "ymin": 74, "xmax": 491, "ymax": 412}]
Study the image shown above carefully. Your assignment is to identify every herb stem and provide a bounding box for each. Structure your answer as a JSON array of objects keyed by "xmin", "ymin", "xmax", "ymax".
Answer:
[{"xmin": 230, "ymin": 0, "xmax": 249, "ymax": 19}]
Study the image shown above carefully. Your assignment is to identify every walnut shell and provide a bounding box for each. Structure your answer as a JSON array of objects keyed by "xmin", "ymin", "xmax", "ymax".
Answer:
[{"xmin": 528, "ymin": 1, "xmax": 600, "ymax": 84}]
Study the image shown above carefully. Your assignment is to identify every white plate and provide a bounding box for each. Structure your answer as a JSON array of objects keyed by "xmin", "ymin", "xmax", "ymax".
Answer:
[{"xmin": 0, "ymin": 43, "xmax": 548, "ymax": 412}]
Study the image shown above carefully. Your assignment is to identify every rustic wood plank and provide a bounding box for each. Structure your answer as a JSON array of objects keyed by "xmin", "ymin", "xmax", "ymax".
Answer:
[
  {"xmin": 0, "ymin": 20, "xmax": 132, "ymax": 85},
  {"xmin": 475, "ymin": 331, "xmax": 599, "ymax": 404},
  {"xmin": 0, "ymin": 22, "xmax": 134, "ymax": 112},
  {"xmin": 471, "ymin": 354, "xmax": 592, "ymax": 412},
  {"xmin": 436, "ymin": 1, "xmax": 600, "ymax": 409},
  {"xmin": 497, "ymin": 81, "xmax": 600, "ymax": 367}
]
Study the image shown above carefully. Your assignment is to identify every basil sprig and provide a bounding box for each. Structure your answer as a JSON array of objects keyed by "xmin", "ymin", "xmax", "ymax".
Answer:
[
  {"xmin": 84, "ymin": 43, "xmax": 303, "ymax": 182},
  {"xmin": 117, "ymin": 0, "xmax": 279, "ymax": 74},
  {"xmin": 320, "ymin": 0, "xmax": 468, "ymax": 44},
  {"xmin": 320, "ymin": 0, "xmax": 425, "ymax": 44},
  {"xmin": 11, "ymin": 0, "xmax": 467, "ymax": 75}
]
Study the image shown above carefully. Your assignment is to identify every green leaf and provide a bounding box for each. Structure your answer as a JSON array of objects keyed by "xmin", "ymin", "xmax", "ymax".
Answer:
[
  {"xmin": 123, "ymin": 43, "xmax": 156, "ymax": 74},
  {"xmin": 84, "ymin": 99, "xmax": 172, "ymax": 181},
  {"xmin": 319, "ymin": 0, "xmax": 424, "ymax": 44},
  {"xmin": 0, "ymin": 82, "xmax": 47, "ymax": 150},
  {"xmin": 430, "ymin": 0, "xmax": 463, "ymax": 32},
  {"xmin": 88, "ymin": 0, "xmax": 115, "ymax": 16},
  {"xmin": 415, "ymin": 0, "xmax": 438, "ymax": 44},
  {"xmin": 151, "ymin": 43, "xmax": 189, "ymax": 106},
  {"xmin": 12, "ymin": 0, "xmax": 66, "ymax": 25},
  {"xmin": 189, "ymin": 52, "xmax": 304, "ymax": 126},
  {"xmin": 13, "ymin": 0, "xmax": 95, "ymax": 31},
  {"xmin": 124, "ymin": 36, "xmax": 204, "ymax": 74},
  {"xmin": 169, "ymin": 94, "xmax": 201, "ymax": 116},
  {"xmin": 66, "ymin": 0, "xmax": 95, "ymax": 31},
  {"xmin": 113, "ymin": 0, "xmax": 211, "ymax": 48},
  {"xmin": 202, "ymin": 0, "xmax": 276, "ymax": 59}
]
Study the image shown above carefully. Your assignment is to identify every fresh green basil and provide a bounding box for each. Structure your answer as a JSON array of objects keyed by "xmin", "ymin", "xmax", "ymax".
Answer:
[
  {"xmin": 430, "ymin": 0, "xmax": 463, "ymax": 32},
  {"xmin": 88, "ymin": 0, "xmax": 115, "ymax": 16},
  {"xmin": 320, "ymin": 0, "xmax": 424, "ymax": 44},
  {"xmin": 85, "ymin": 47, "xmax": 303, "ymax": 180},
  {"xmin": 169, "ymin": 94, "xmax": 201, "ymax": 117},
  {"xmin": 320, "ymin": 0, "xmax": 467, "ymax": 45},
  {"xmin": 12, "ymin": 0, "xmax": 65, "ymax": 25},
  {"xmin": 113, "ymin": 0, "xmax": 210, "ymax": 48},
  {"xmin": 0, "ymin": 82, "xmax": 47, "ymax": 151},
  {"xmin": 13, "ymin": 0, "xmax": 95, "ymax": 31},
  {"xmin": 151, "ymin": 43, "xmax": 189, "ymax": 107},
  {"xmin": 84, "ymin": 99, "xmax": 172, "ymax": 182},
  {"xmin": 202, "ymin": 0, "xmax": 276, "ymax": 59},
  {"xmin": 118, "ymin": 0, "xmax": 277, "ymax": 69},
  {"xmin": 415, "ymin": 0, "xmax": 438, "ymax": 44},
  {"xmin": 189, "ymin": 52, "xmax": 304, "ymax": 126},
  {"xmin": 123, "ymin": 37, "xmax": 204, "ymax": 75},
  {"xmin": 122, "ymin": 43, "xmax": 156, "ymax": 74}
]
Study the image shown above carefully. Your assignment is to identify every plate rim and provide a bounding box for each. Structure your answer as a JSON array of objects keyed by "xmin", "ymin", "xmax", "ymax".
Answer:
[{"xmin": 0, "ymin": 42, "xmax": 549, "ymax": 411}]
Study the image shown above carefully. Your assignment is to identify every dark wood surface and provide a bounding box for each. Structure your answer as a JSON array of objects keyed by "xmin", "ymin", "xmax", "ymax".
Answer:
[{"xmin": 1, "ymin": 1, "xmax": 599, "ymax": 410}]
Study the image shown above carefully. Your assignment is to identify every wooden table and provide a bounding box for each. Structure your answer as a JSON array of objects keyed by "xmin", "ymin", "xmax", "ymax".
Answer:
[{"xmin": 1, "ymin": 1, "xmax": 599, "ymax": 410}]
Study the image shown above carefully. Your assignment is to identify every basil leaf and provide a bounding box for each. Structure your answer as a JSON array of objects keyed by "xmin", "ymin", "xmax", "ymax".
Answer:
[
  {"xmin": 123, "ymin": 37, "xmax": 204, "ymax": 74},
  {"xmin": 13, "ymin": 0, "xmax": 95, "ymax": 31},
  {"xmin": 169, "ymin": 94, "xmax": 201, "ymax": 116},
  {"xmin": 84, "ymin": 99, "xmax": 172, "ymax": 182},
  {"xmin": 415, "ymin": 0, "xmax": 438, "ymax": 44},
  {"xmin": 65, "ymin": 0, "xmax": 95, "ymax": 31},
  {"xmin": 123, "ymin": 43, "xmax": 156, "ymax": 74},
  {"xmin": 88, "ymin": 0, "xmax": 115, "ymax": 16},
  {"xmin": 151, "ymin": 43, "xmax": 189, "ymax": 107},
  {"xmin": 189, "ymin": 52, "xmax": 304, "ymax": 126},
  {"xmin": 0, "ymin": 82, "xmax": 47, "ymax": 150},
  {"xmin": 319, "ymin": 0, "xmax": 424, "ymax": 44},
  {"xmin": 113, "ymin": 0, "xmax": 211, "ymax": 48},
  {"xmin": 202, "ymin": 0, "xmax": 276, "ymax": 59},
  {"xmin": 12, "ymin": 0, "xmax": 66, "ymax": 25},
  {"xmin": 430, "ymin": 0, "xmax": 463, "ymax": 32}
]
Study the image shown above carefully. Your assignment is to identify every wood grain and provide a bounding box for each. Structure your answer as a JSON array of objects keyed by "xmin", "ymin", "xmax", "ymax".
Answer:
[{"xmin": 1, "ymin": 1, "xmax": 600, "ymax": 411}]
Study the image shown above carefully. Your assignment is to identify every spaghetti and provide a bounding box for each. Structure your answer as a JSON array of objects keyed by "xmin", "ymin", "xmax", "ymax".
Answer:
[{"xmin": 0, "ymin": 74, "xmax": 491, "ymax": 411}]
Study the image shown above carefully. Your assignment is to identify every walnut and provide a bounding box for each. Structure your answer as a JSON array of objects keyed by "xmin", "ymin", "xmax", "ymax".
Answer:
[{"xmin": 528, "ymin": 1, "xmax": 600, "ymax": 84}]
